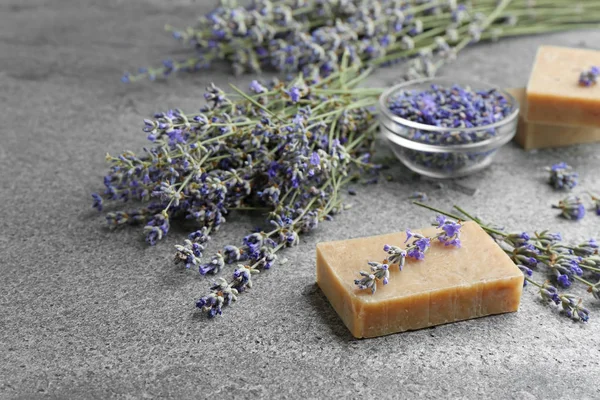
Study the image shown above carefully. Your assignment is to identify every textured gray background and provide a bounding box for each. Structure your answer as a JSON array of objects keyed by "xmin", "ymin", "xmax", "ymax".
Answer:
[{"xmin": 2, "ymin": 1, "xmax": 600, "ymax": 399}]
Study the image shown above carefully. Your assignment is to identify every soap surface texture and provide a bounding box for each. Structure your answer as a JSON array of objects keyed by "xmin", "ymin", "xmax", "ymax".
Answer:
[
  {"xmin": 510, "ymin": 88, "xmax": 600, "ymax": 150},
  {"xmin": 316, "ymin": 221, "xmax": 523, "ymax": 338},
  {"xmin": 526, "ymin": 46, "xmax": 600, "ymax": 127}
]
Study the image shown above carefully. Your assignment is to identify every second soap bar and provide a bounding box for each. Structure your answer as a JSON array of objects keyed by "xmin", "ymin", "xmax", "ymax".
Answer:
[{"xmin": 316, "ymin": 222, "xmax": 523, "ymax": 338}]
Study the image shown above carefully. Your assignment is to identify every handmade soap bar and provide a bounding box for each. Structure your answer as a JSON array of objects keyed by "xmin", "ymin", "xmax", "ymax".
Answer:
[
  {"xmin": 316, "ymin": 222, "xmax": 523, "ymax": 338},
  {"xmin": 526, "ymin": 46, "xmax": 600, "ymax": 127},
  {"xmin": 510, "ymin": 88, "xmax": 600, "ymax": 150}
]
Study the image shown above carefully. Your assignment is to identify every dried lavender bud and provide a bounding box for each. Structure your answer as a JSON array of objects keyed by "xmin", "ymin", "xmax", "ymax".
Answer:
[
  {"xmin": 386, "ymin": 83, "xmax": 514, "ymax": 173},
  {"xmin": 539, "ymin": 282, "xmax": 560, "ymax": 305},
  {"xmin": 386, "ymin": 84, "xmax": 512, "ymax": 131},
  {"xmin": 579, "ymin": 66, "xmax": 599, "ymax": 87},
  {"xmin": 546, "ymin": 162, "xmax": 578, "ymax": 190},
  {"xmin": 559, "ymin": 294, "xmax": 590, "ymax": 322},
  {"xmin": 553, "ymin": 196, "xmax": 585, "ymax": 221},
  {"xmin": 408, "ymin": 191, "xmax": 428, "ymax": 201}
]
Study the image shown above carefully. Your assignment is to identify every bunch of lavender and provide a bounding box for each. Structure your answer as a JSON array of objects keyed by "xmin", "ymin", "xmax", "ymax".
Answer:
[
  {"xmin": 123, "ymin": 0, "xmax": 600, "ymax": 82},
  {"xmin": 92, "ymin": 66, "xmax": 383, "ymax": 317},
  {"xmin": 546, "ymin": 162, "xmax": 578, "ymax": 190},
  {"xmin": 579, "ymin": 66, "xmax": 599, "ymax": 87},
  {"xmin": 354, "ymin": 215, "xmax": 462, "ymax": 293},
  {"xmin": 415, "ymin": 202, "xmax": 599, "ymax": 322}
]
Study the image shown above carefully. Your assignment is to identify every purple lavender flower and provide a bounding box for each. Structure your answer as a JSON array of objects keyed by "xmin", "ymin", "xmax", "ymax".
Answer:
[
  {"xmin": 573, "ymin": 239, "xmax": 599, "ymax": 257},
  {"xmin": 310, "ymin": 151, "xmax": 320, "ymax": 166},
  {"xmin": 199, "ymin": 253, "xmax": 225, "ymax": 275},
  {"xmin": 249, "ymin": 80, "xmax": 266, "ymax": 94},
  {"xmin": 354, "ymin": 262, "xmax": 390, "ymax": 293},
  {"xmin": 407, "ymin": 237, "xmax": 431, "ymax": 260},
  {"xmin": 383, "ymin": 244, "xmax": 407, "ymax": 270},
  {"xmin": 232, "ymin": 265, "xmax": 255, "ymax": 292},
  {"xmin": 547, "ymin": 162, "xmax": 578, "ymax": 190},
  {"xmin": 553, "ymin": 196, "xmax": 585, "ymax": 220},
  {"xmin": 540, "ymin": 283, "xmax": 560, "ymax": 305},
  {"xmin": 91, "ymin": 193, "xmax": 103, "ymax": 211},
  {"xmin": 579, "ymin": 66, "xmax": 599, "ymax": 87},
  {"xmin": 560, "ymin": 294, "xmax": 590, "ymax": 322},
  {"xmin": 288, "ymin": 86, "xmax": 301, "ymax": 103},
  {"xmin": 189, "ymin": 227, "xmax": 210, "ymax": 244},
  {"xmin": 437, "ymin": 220, "xmax": 462, "ymax": 247},
  {"xmin": 435, "ymin": 215, "xmax": 446, "ymax": 228},
  {"xmin": 144, "ymin": 213, "xmax": 170, "ymax": 246},
  {"xmin": 556, "ymin": 272, "xmax": 572, "ymax": 288},
  {"xmin": 223, "ymin": 245, "xmax": 243, "ymax": 263}
]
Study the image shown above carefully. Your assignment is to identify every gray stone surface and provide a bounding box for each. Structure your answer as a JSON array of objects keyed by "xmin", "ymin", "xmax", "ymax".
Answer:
[{"xmin": 1, "ymin": 1, "xmax": 600, "ymax": 398}]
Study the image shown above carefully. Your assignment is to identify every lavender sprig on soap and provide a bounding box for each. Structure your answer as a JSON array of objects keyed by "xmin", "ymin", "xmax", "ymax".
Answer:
[{"xmin": 354, "ymin": 216, "xmax": 462, "ymax": 294}]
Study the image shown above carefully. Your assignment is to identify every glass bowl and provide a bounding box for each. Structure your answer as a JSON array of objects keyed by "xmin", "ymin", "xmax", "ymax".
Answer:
[{"xmin": 378, "ymin": 77, "xmax": 520, "ymax": 179}]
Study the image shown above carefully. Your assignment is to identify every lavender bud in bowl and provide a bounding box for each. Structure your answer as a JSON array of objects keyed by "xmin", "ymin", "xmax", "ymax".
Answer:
[{"xmin": 378, "ymin": 78, "xmax": 519, "ymax": 179}]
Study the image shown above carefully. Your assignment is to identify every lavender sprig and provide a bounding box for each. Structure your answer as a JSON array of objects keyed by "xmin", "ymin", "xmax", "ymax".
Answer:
[
  {"xmin": 414, "ymin": 202, "xmax": 597, "ymax": 322},
  {"xmin": 354, "ymin": 216, "xmax": 462, "ymax": 293},
  {"xmin": 546, "ymin": 162, "xmax": 578, "ymax": 190},
  {"xmin": 553, "ymin": 196, "xmax": 585, "ymax": 221}
]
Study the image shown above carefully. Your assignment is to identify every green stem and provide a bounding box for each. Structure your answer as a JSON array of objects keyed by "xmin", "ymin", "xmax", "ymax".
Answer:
[
  {"xmin": 573, "ymin": 275, "xmax": 596, "ymax": 287},
  {"xmin": 229, "ymin": 84, "xmax": 285, "ymax": 122},
  {"xmin": 525, "ymin": 276, "xmax": 543, "ymax": 289}
]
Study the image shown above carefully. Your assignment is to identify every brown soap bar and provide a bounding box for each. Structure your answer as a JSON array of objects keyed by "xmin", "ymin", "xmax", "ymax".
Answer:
[
  {"xmin": 526, "ymin": 46, "xmax": 600, "ymax": 128},
  {"xmin": 316, "ymin": 221, "xmax": 523, "ymax": 338},
  {"xmin": 510, "ymin": 88, "xmax": 600, "ymax": 150}
]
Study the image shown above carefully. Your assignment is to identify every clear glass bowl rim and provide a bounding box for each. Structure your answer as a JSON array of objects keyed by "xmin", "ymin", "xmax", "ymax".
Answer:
[{"xmin": 378, "ymin": 76, "xmax": 520, "ymax": 135}]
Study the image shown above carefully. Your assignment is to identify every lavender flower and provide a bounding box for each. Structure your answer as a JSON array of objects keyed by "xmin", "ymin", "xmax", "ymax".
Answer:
[
  {"xmin": 91, "ymin": 193, "xmax": 103, "ymax": 211},
  {"xmin": 546, "ymin": 162, "xmax": 578, "ymax": 190},
  {"xmin": 539, "ymin": 282, "xmax": 560, "ymax": 305},
  {"xmin": 383, "ymin": 244, "xmax": 407, "ymax": 270},
  {"xmin": 196, "ymin": 278, "xmax": 238, "ymax": 318},
  {"xmin": 559, "ymin": 294, "xmax": 590, "ymax": 322},
  {"xmin": 553, "ymin": 196, "xmax": 585, "ymax": 220},
  {"xmin": 435, "ymin": 216, "xmax": 462, "ymax": 247},
  {"xmin": 354, "ymin": 272, "xmax": 378, "ymax": 294},
  {"xmin": 579, "ymin": 66, "xmax": 599, "ymax": 87},
  {"xmin": 199, "ymin": 253, "xmax": 225, "ymax": 275}
]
